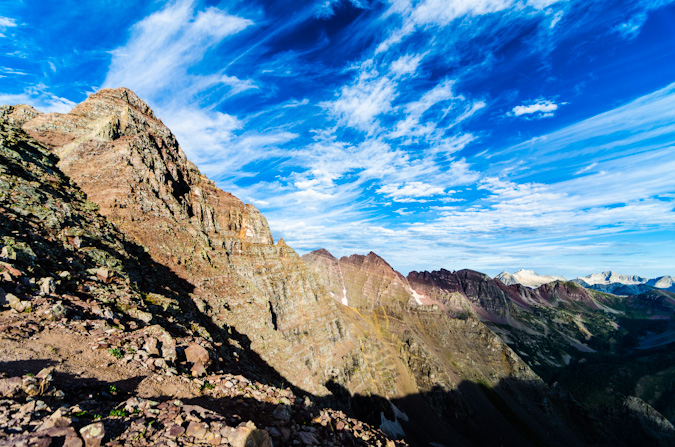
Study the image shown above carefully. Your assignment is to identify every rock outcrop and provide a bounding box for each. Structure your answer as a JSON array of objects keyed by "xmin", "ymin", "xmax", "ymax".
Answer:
[
  {"xmin": 0, "ymin": 119, "xmax": 406, "ymax": 447},
  {"xmin": 8, "ymin": 88, "xmax": 376, "ymax": 396},
  {"xmin": 303, "ymin": 250, "xmax": 583, "ymax": 446}
]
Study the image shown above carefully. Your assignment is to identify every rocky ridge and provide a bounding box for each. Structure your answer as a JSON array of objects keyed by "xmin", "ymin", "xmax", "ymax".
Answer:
[
  {"xmin": 305, "ymin": 247, "xmax": 675, "ymax": 445},
  {"xmin": 0, "ymin": 119, "xmax": 405, "ymax": 447},
  {"xmin": 4, "ymin": 87, "xmax": 675, "ymax": 446},
  {"xmin": 303, "ymin": 250, "xmax": 585, "ymax": 447},
  {"xmin": 5, "ymin": 88, "xmax": 395, "ymax": 398}
]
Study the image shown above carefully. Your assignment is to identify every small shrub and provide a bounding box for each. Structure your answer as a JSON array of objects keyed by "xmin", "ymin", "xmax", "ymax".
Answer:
[{"xmin": 108, "ymin": 348, "xmax": 123, "ymax": 359}]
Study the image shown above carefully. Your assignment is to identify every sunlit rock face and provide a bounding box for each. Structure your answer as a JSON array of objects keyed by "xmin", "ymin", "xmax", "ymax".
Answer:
[{"xmin": 11, "ymin": 88, "xmax": 372, "ymax": 395}]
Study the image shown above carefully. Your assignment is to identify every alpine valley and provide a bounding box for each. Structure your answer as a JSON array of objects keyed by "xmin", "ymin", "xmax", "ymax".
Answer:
[{"xmin": 1, "ymin": 89, "xmax": 674, "ymax": 447}]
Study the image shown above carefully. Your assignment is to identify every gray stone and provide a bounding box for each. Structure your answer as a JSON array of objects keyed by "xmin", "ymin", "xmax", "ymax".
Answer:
[{"xmin": 39, "ymin": 277, "xmax": 56, "ymax": 295}]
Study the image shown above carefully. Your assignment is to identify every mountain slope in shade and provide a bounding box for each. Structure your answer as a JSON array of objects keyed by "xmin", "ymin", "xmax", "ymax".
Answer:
[
  {"xmin": 5, "ymin": 88, "xmax": 674, "ymax": 446},
  {"xmin": 0, "ymin": 119, "xmax": 410, "ymax": 447},
  {"xmin": 408, "ymin": 267, "xmax": 675, "ymax": 438},
  {"xmin": 4, "ymin": 90, "xmax": 579, "ymax": 446},
  {"xmin": 495, "ymin": 269, "xmax": 566, "ymax": 288},
  {"xmin": 303, "ymin": 249, "xmax": 587, "ymax": 447}
]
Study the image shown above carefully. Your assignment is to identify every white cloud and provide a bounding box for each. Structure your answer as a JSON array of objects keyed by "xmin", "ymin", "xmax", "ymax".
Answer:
[
  {"xmin": 575, "ymin": 162, "xmax": 598, "ymax": 175},
  {"xmin": 324, "ymin": 70, "xmax": 397, "ymax": 133},
  {"xmin": 510, "ymin": 99, "xmax": 563, "ymax": 117},
  {"xmin": 0, "ymin": 84, "xmax": 76, "ymax": 113},
  {"xmin": 104, "ymin": 0, "xmax": 253, "ymax": 99},
  {"xmin": 0, "ymin": 16, "xmax": 17, "ymax": 29},
  {"xmin": 615, "ymin": 12, "xmax": 648, "ymax": 39},
  {"xmin": 378, "ymin": 181, "xmax": 446, "ymax": 201},
  {"xmin": 390, "ymin": 53, "xmax": 425, "ymax": 76},
  {"xmin": 389, "ymin": 78, "xmax": 457, "ymax": 140}
]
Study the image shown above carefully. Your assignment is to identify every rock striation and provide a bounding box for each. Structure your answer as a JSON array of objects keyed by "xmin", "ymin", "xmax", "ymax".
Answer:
[
  {"xmin": 0, "ymin": 119, "xmax": 406, "ymax": 447},
  {"xmin": 303, "ymin": 250, "xmax": 584, "ymax": 446},
  {"xmin": 7, "ymin": 88, "xmax": 378, "ymax": 396}
]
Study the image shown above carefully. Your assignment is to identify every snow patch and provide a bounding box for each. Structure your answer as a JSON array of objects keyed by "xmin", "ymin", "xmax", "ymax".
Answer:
[
  {"xmin": 410, "ymin": 289, "xmax": 425, "ymax": 305},
  {"xmin": 337, "ymin": 260, "xmax": 349, "ymax": 306},
  {"xmin": 379, "ymin": 402, "xmax": 408, "ymax": 438}
]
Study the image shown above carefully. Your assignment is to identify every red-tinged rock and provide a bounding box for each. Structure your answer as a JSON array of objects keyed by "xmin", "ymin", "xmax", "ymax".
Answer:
[
  {"xmin": 95, "ymin": 267, "xmax": 112, "ymax": 283},
  {"xmin": 228, "ymin": 421, "xmax": 272, "ymax": 447},
  {"xmin": 168, "ymin": 424, "xmax": 185, "ymax": 438},
  {"xmin": 184, "ymin": 343, "xmax": 210, "ymax": 365},
  {"xmin": 191, "ymin": 362, "xmax": 207, "ymax": 377},
  {"xmin": 0, "ymin": 376, "xmax": 23, "ymax": 398},
  {"xmin": 205, "ymin": 432, "xmax": 222, "ymax": 445}
]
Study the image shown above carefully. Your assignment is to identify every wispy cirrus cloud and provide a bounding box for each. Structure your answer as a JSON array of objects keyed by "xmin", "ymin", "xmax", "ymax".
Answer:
[
  {"xmin": 102, "ymin": 0, "xmax": 260, "ymax": 167},
  {"xmin": 0, "ymin": 16, "xmax": 17, "ymax": 30},
  {"xmin": 5, "ymin": 0, "xmax": 675, "ymax": 278},
  {"xmin": 0, "ymin": 83, "xmax": 75, "ymax": 113}
]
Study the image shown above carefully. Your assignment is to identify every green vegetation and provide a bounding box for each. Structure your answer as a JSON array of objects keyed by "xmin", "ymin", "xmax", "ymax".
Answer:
[{"xmin": 108, "ymin": 347, "xmax": 123, "ymax": 359}]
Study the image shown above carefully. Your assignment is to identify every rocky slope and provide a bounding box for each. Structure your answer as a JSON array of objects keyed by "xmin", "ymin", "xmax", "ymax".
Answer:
[
  {"xmin": 0, "ymin": 119, "xmax": 406, "ymax": 447},
  {"xmin": 2, "ymin": 89, "xmax": 559, "ymax": 446},
  {"xmin": 303, "ymin": 250, "xmax": 589, "ymax": 447},
  {"xmin": 305, "ymin": 247, "xmax": 675, "ymax": 445},
  {"xmin": 4, "ymin": 87, "xmax": 674, "ymax": 446},
  {"xmin": 3, "ymin": 89, "xmax": 396, "ymax": 399},
  {"xmin": 407, "ymin": 268, "xmax": 675, "ymax": 444}
]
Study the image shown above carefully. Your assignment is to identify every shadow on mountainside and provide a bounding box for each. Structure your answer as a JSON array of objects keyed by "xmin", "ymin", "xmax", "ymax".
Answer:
[{"xmin": 323, "ymin": 374, "xmax": 675, "ymax": 447}]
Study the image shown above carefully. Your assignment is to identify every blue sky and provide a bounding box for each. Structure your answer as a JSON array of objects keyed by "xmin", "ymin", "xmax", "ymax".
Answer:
[{"xmin": 2, "ymin": 0, "xmax": 675, "ymax": 278}]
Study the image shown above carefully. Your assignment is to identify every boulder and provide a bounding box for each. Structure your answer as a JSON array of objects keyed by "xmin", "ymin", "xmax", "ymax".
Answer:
[
  {"xmin": 79, "ymin": 422, "xmax": 105, "ymax": 447},
  {"xmin": 184, "ymin": 343, "xmax": 210, "ymax": 365}
]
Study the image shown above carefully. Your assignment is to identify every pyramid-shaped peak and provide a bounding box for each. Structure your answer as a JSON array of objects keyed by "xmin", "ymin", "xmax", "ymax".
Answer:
[
  {"xmin": 86, "ymin": 87, "xmax": 156, "ymax": 119},
  {"xmin": 312, "ymin": 248, "xmax": 336, "ymax": 259}
]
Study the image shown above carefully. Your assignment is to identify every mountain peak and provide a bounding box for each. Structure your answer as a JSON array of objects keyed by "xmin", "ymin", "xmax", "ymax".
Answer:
[
  {"xmin": 496, "ymin": 269, "xmax": 565, "ymax": 288},
  {"xmin": 87, "ymin": 87, "xmax": 156, "ymax": 118}
]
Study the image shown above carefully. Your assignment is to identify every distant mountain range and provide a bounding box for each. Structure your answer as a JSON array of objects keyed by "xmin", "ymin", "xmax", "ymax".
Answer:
[
  {"xmin": 495, "ymin": 269, "xmax": 566, "ymax": 288},
  {"xmin": 495, "ymin": 269, "xmax": 675, "ymax": 294}
]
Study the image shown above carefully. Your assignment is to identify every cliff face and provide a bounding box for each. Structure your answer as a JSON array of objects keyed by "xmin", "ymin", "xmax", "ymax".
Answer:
[
  {"xmin": 7, "ymin": 88, "xmax": 369, "ymax": 395},
  {"xmin": 0, "ymin": 119, "xmax": 411, "ymax": 447},
  {"xmin": 302, "ymin": 249, "xmax": 583, "ymax": 447}
]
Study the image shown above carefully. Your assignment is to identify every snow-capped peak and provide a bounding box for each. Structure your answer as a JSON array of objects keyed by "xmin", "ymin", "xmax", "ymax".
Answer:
[{"xmin": 495, "ymin": 269, "xmax": 566, "ymax": 288}]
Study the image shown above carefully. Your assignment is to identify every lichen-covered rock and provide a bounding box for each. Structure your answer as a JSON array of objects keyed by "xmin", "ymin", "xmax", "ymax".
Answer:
[{"xmin": 79, "ymin": 422, "xmax": 105, "ymax": 447}]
